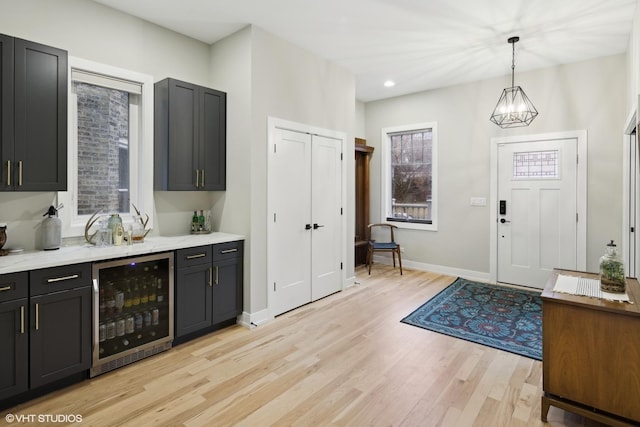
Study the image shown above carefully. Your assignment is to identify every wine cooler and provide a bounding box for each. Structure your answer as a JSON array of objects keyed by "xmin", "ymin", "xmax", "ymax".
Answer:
[{"xmin": 91, "ymin": 252, "xmax": 174, "ymax": 377}]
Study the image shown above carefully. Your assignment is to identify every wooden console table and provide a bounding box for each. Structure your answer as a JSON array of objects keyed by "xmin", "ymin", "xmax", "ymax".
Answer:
[{"xmin": 541, "ymin": 269, "xmax": 640, "ymax": 426}]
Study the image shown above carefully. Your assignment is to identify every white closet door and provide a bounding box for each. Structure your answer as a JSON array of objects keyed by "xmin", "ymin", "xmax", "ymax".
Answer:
[
  {"xmin": 270, "ymin": 128, "xmax": 312, "ymax": 316},
  {"xmin": 311, "ymin": 135, "xmax": 342, "ymax": 301},
  {"xmin": 269, "ymin": 127, "xmax": 343, "ymax": 316}
]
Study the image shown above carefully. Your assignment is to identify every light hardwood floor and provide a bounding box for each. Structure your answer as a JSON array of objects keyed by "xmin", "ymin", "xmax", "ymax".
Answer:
[{"xmin": 4, "ymin": 265, "xmax": 608, "ymax": 426}]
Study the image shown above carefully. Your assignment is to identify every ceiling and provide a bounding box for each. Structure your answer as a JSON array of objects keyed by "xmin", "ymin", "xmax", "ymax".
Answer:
[{"xmin": 93, "ymin": 0, "xmax": 638, "ymax": 102}]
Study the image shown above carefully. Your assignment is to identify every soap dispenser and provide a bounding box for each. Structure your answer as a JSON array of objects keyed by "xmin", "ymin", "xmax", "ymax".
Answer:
[{"xmin": 42, "ymin": 205, "xmax": 62, "ymax": 250}]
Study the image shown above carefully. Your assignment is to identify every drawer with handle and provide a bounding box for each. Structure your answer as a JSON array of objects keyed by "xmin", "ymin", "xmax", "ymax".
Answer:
[
  {"xmin": 0, "ymin": 271, "xmax": 28, "ymax": 303},
  {"xmin": 212, "ymin": 240, "xmax": 243, "ymax": 261},
  {"xmin": 30, "ymin": 263, "xmax": 92, "ymax": 295},
  {"xmin": 176, "ymin": 245, "xmax": 213, "ymax": 269}
]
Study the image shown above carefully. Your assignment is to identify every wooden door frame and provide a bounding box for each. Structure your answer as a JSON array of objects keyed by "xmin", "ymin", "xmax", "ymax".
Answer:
[
  {"xmin": 489, "ymin": 130, "xmax": 587, "ymax": 285},
  {"xmin": 266, "ymin": 117, "xmax": 347, "ymax": 319}
]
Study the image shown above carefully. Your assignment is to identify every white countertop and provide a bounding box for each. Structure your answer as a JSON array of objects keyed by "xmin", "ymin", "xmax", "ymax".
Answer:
[{"xmin": 0, "ymin": 232, "xmax": 244, "ymax": 275}]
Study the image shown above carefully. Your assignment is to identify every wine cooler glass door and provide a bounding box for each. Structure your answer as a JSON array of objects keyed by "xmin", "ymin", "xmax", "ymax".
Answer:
[{"xmin": 91, "ymin": 252, "xmax": 174, "ymax": 376}]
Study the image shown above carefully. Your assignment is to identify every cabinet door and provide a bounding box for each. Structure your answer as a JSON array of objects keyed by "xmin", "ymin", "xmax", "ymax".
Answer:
[
  {"xmin": 0, "ymin": 34, "xmax": 13, "ymax": 190},
  {"xmin": 175, "ymin": 264, "xmax": 212, "ymax": 337},
  {"xmin": 200, "ymin": 87, "xmax": 226, "ymax": 191},
  {"xmin": 212, "ymin": 241, "xmax": 243, "ymax": 323},
  {"xmin": 30, "ymin": 287, "xmax": 91, "ymax": 389},
  {"xmin": 13, "ymin": 38, "xmax": 67, "ymax": 191},
  {"xmin": 155, "ymin": 78, "xmax": 226, "ymax": 192},
  {"xmin": 212, "ymin": 257, "xmax": 242, "ymax": 324},
  {"xmin": 168, "ymin": 79, "xmax": 199, "ymax": 190},
  {"xmin": 0, "ymin": 298, "xmax": 28, "ymax": 400}
]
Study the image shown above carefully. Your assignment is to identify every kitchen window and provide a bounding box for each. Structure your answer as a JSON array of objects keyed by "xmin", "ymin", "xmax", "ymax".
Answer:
[
  {"xmin": 380, "ymin": 122, "xmax": 438, "ymax": 231},
  {"xmin": 59, "ymin": 58, "xmax": 154, "ymax": 238}
]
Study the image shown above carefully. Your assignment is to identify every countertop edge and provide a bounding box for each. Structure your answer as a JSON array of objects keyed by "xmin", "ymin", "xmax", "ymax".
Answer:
[{"xmin": 0, "ymin": 232, "xmax": 245, "ymax": 275}]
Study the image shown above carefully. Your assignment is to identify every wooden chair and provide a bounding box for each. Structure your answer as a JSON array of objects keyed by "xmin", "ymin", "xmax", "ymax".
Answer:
[{"xmin": 367, "ymin": 223, "xmax": 402, "ymax": 275}]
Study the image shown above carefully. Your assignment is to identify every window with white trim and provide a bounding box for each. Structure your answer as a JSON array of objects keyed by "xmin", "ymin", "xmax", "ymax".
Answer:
[
  {"xmin": 59, "ymin": 58, "xmax": 154, "ymax": 238},
  {"xmin": 381, "ymin": 123, "xmax": 438, "ymax": 231}
]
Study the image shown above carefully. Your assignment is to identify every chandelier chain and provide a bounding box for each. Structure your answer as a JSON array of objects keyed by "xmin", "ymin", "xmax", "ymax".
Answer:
[{"xmin": 511, "ymin": 40, "xmax": 515, "ymax": 88}]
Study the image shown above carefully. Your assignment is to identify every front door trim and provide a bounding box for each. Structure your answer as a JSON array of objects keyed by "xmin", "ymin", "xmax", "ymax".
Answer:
[{"xmin": 489, "ymin": 130, "xmax": 587, "ymax": 285}]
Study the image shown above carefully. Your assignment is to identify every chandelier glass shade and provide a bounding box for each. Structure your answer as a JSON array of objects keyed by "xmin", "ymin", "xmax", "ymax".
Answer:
[{"xmin": 490, "ymin": 37, "xmax": 538, "ymax": 128}]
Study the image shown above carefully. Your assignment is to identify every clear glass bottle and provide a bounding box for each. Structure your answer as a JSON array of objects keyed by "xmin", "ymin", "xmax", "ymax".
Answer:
[{"xmin": 599, "ymin": 240, "xmax": 626, "ymax": 293}]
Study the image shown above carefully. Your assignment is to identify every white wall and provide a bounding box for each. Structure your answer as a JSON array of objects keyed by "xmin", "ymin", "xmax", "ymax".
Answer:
[
  {"xmin": 628, "ymin": 0, "xmax": 640, "ymax": 114},
  {"xmin": 355, "ymin": 101, "xmax": 366, "ymax": 138},
  {"xmin": 365, "ymin": 54, "xmax": 626, "ymax": 275}
]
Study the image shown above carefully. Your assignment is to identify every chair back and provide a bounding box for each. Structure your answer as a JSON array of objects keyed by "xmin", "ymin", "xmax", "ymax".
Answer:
[{"xmin": 368, "ymin": 223, "xmax": 397, "ymax": 243}]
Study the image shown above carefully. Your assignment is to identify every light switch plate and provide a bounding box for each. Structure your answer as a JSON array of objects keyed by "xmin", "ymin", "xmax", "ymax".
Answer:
[{"xmin": 470, "ymin": 197, "xmax": 487, "ymax": 206}]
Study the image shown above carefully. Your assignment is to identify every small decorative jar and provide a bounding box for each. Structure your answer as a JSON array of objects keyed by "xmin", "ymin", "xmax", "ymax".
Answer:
[
  {"xmin": 599, "ymin": 240, "xmax": 626, "ymax": 293},
  {"xmin": 130, "ymin": 216, "xmax": 145, "ymax": 243}
]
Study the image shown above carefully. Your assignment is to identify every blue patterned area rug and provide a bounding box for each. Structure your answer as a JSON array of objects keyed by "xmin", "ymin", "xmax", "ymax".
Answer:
[{"xmin": 401, "ymin": 277, "xmax": 542, "ymax": 360}]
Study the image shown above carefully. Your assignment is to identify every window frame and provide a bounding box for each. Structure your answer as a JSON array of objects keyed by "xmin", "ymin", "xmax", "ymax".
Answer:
[
  {"xmin": 381, "ymin": 122, "xmax": 438, "ymax": 231},
  {"xmin": 59, "ymin": 57, "xmax": 154, "ymax": 239}
]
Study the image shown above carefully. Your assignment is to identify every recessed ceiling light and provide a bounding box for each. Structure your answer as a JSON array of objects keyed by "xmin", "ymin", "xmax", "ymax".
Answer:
[{"xmin": 384, "ymin": 80, "xmax": 395, "ymax": 87}]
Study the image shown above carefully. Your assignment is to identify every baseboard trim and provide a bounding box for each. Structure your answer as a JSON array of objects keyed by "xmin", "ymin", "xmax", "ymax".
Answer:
[
  {"xmin": 372, "ymin": 255, "xmax": 491, "ymax": 283},
  {"xmin": 238, "ymin": 309, "xmax": 272, "ymax": 329},
  {"xmin": 344, "ymin": 275, "xmax": 356, "ymax": 289}
]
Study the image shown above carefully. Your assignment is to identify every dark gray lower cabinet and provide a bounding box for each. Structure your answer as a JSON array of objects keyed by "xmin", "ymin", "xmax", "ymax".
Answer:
[
  {"xmin": 29, "ymin": 264, "xmax": 92, "ymax": 389},
  {"xmin": 0, "ymin": 272, "xmax": 28, "ymax": 401},
  {"xmin": 212, "ymin": 241, "xmax": 243, "ymax": 324},
  {"xmin": 175, "ymin": 241, "xmax": 243, "ymax": 341},
  {"xmin": 0, "ymin": 266, "xmax": 90, "ymax": 402},
  {"xmin": 175, "ymin": 245, "xmax": 213, "ymax": 336}
]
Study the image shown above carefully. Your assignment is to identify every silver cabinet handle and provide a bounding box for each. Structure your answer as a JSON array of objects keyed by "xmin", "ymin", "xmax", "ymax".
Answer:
[
  {"xmin": 0, "ymin": 285, "xmax": 11, "ymax": 292},
  {"xmin": 6, "ymin": 160, "xmax": 10, "ymax": 186},
  {"xmin": 195, "ymin": 169, "xmax": 200, "ymax": 189},
  {"xmin": 208, "ymin": 267, "xmax": 212, "ymax": 287},
  {"xmin": 215, "ymin": 266, "xmax": 219, "ymax": 285},
  {"xmin": 220, "ymin": 248, "xmax": 237, "ymax": 254},
  {"xmin": 201, "ymin": 169, "xmax": 205, "ymax": 188},
  {"xmin": 186, "ymin": 253, "xmax": 206, "ymax": 260},
  {"xmin": 18, "ymin": 160, "xmax": 22, "ymax": 187},
  {"xmin": 35, "ymin": 303, "xmax": 39, "ymax": 331},
  {"xmin": 20, "ymin": 305, "xmax": 25, "ymax": 334},
  {"xmin": 47, "ymin": 274, "xmax": 79, "ymax": 283}
]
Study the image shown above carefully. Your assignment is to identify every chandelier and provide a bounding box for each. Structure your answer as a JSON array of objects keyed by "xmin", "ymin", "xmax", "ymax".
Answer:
[{"xmin": 490, "ymin": 36, "xmax": 538, "ymax": 128}]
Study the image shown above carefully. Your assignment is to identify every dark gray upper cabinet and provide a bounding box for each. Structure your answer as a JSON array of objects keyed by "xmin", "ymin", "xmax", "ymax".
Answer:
[
  {"xmin": 154, "ymin": 78, "xmax": 226, "ymax": 191},
  {"xmin": 0, "ymin": 35, "xmax": 67, "ymax": 191}
]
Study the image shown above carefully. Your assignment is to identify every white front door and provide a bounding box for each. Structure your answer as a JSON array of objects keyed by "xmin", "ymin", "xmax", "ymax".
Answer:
[
  {"xmin": 269, "ymin": 127, "xmax": 343, "ymax": 316},
  {"xmin": 497, "ymin": 138, "xmax": 578, "ymax": 288}
]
